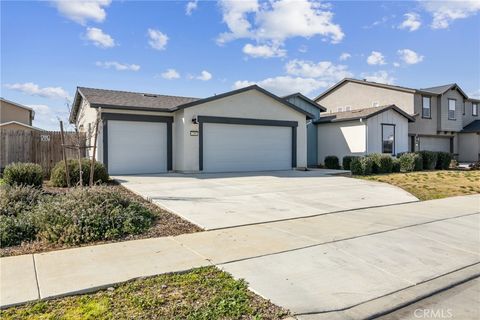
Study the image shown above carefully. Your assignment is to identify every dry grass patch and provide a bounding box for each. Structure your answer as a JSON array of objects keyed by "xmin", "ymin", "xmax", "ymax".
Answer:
[
  {"xmin": 356, "ymin": 170, "xmax": 480, "ymax": 201},
  {"xmin": 1, "ymin": 267, "xmax": 289, "ymax": 320}
]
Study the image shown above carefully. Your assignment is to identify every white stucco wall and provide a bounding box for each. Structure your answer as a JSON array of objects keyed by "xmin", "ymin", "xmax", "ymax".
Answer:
[
  {"xmin": 366, "ymin": 109, "xmax": 409, "ymax": 155},
  {"xmin": 178, "ymin": 89, "xmax": 308, "ymax": 172},
  {"xmin": 317, "ymin": 120, "xmax": 366, "ymax": 164}
]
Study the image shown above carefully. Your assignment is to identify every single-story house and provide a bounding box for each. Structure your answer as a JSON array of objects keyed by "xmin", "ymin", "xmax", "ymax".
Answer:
[
  {"xmin": 458, "ymin": 120, "xmax": 480, "ymax": 162},
  {"xmin": 314, "ymin": 105, "xmax": 415, "ymax": 162},
  {"xmin": 0, "ymin": 121, "xmax": 44, "ymax": 131},
  {"xmin": 70, "ymin": 85, "xmax": 315, "ymax": 174}
]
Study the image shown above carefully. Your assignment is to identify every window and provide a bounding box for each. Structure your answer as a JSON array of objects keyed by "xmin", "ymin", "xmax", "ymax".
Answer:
[
  {"xmin": 448, "ymin": 99, "xmax": 456, "ymax": 120},
  {"xmin": 422, "ymin": 96, "xmax": 431, "ymax": 118},
  {"xmin": 345, "ymin": 106, "xmax": 351, "ymax": 111},
  {"xmin": 463, "ymin": 102, "xmax": 465, "ymax": 115},
  {"xmin": 372, "ymin": 101, "xmax": 379, "ymax": 108},
  {"xmin": 337, "ymin": 107, "xmax": 343, "ymax": 112},
  {"xmin": 473, "ymin": 103, "xmax": 478, "ymax": 116},
  {"xmin": 382, "ymin": 124, "xmax": 395, "ymax": 154}
]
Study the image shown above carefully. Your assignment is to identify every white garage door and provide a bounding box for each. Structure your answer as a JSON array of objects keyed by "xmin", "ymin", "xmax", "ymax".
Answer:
[
  {"xmin": 419, "ymin": 136, "xmax": 450, "ymax": 152},
  {"xmin": 108, "ymin": 120, "xmax": 167, "ymax": 174},
  {"xmin": 203, "ymin": 123, "xmax": 292, "ymax": 172}
]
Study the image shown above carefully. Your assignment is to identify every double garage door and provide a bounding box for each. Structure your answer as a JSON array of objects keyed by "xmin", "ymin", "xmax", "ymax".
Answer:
[{"xmin": 107, "ymin": 119, "xmax": 295, "ymax": 174}]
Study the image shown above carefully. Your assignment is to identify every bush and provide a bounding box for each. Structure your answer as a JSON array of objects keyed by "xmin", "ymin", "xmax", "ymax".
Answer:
[
  {"xmin": 435, "ymin": 152, "xmax": 453, "ymax": 170},
  {"xmin": 367, "ymin": 153, "xmax": 393, "ymax": 174},
  {"xmin": 33, "ymin": 187, "xmax": 154, "ymax": 245},
  {"xmin": 50, "ymin": 159, "xmax": 109, "ymax": 187},
  {"xmin": 469, "ymin": 161, "xmax": 480, "ymax": 170},
  {"xmin": 0, "ymin": 185, "xmax": 43, "ymax": 247},
  {"xmin": 342, "ymin": 156, "xmax": 359, "ymax": 171},
  {"xmin": 399, "ymin": 153, "xmax": 423, "ymax": 172},
  {"xmin": 324, "ymin": 156, "xmax": 340, "ymax": 169},
  {"xmin": 392, "ymin": 158, "xmax": 401, "ymax": 173},
  {"xmin": 3, "ymin": 163, "xmax": 43, "ymax": 187},
  {"xmin": 417, "ymin": 151, "xmax": 438, "ymax": 170},
  {"xmin": 350, "ymin": 157, "xmax": 373, "ymax": 175}
]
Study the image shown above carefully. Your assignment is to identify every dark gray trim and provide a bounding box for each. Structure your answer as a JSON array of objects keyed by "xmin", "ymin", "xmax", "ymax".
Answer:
[
  {"xmin": 197, "ymin": 116, "xmax": 298, "ymax": 171},
  {"xmin": 173, "ymin": 85, "xmax": 315, "ymax": 119},
  {"xmin": 381, "ymin": 123, "xmax": 396, "ymax": 155},
  {"xmin": 101, "ymin": 113, "xmax": 173, "ymax": 172}
]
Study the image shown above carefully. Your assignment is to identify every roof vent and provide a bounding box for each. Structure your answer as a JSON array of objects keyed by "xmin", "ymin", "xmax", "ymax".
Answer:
[{"xmin": 143, "ymin": 93, "xmax": 158, "ymax": 98}]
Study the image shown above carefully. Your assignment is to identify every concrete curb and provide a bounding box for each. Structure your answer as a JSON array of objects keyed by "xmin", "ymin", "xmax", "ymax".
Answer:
[{"xmin": 295, "ymin": 263, "xmax": 480, "ymax": 320}]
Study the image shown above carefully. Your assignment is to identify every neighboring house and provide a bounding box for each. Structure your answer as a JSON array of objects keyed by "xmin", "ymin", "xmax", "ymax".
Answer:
[
  {"xmin": 315, "ymin": 78, "xmax": 479, "ymax": 162},
  {"xmin": 315, "ymin": 105, "xmax": 414, "ymax": 162},
  {"xmin": 458, "ymin": 120, "xmax": 480, "ymax": 162},
  {"xmin": 69, "ymin": 85, "xmax": 314, "ymax": 174},
  {"xmin": 0, "ymin": 98, "xmax": 40, "ymax": 131}
]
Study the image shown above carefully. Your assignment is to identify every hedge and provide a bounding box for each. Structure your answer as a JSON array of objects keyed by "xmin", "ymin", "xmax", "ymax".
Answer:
[
  {"xmin": 50, "ymin": 159, "xmax": 109, "ymax": 187},
  {"xmin": 435, "ymin": 152, "xmax": 453, "ymax": 170},
  {"xmin": 350, "ymin": 157, "xmax": 373, "ymax": 175},
  {"xmin": 3, "ymin": 163, "xmax": 43, "ymax": 187},
  {"xmin": 417, "ymin": 151, "xmax": 438, "ymax": 170},
  {"xmin": 342, "ymin": 156, "xmax": 359, "ymax": 171},
  {"xmin": 324, "ymin": 156, "xmax": 340, "ymax": 169},
  {"xmin": 367, "ymin": 153, "xmax": 393, "ymax": 174},
  {"xmin": 399, "ymin": 153, "xmax": 423, "ymax": 172}
]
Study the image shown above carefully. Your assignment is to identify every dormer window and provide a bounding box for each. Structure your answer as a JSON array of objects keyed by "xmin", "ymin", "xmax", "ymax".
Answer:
[
  {"xmin": 422, "ymin": 96, "xmax": 431, "ymax": 119},
  {"xmin": 448, "ymin": 99, "xmax": 456, "ymax": 120}
]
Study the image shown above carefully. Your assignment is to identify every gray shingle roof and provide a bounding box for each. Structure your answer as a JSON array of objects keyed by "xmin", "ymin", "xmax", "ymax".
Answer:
[
  {"xmin": 420, "ymin": 84, "xmax": 456, "ymax": 94},
  {"xmin": 314, "ymin": 105, "xmax": 415, "ymax": 124},
  {"xmin": 78, "ymin": 87, "xmax": 199, "ymax": 111},
  {"xmin": 461, "ymin": 120, "xmax": 480, "ymax": 133}
]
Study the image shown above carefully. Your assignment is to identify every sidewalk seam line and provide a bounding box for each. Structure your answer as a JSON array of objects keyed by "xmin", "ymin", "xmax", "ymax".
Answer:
[{"xmin": 31, "ymin": 254, "xmax": 41, "ymax": 300}]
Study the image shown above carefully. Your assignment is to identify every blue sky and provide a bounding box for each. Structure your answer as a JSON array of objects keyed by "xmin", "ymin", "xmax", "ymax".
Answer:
[{"xmin": 1, "ymin": 0, "xmax": 479, "ymax": 130}]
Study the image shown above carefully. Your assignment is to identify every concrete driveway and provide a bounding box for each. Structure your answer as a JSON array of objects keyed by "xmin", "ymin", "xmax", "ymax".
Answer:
[{"xmin": 115, "ymin": 170, "xmax": 418, "ymax": 229}]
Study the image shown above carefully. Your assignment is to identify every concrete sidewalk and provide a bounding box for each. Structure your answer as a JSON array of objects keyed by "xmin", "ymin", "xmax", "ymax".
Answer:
[{"xmin": 1, "ymin": 194, "xmax": 479, "ymax": 316}]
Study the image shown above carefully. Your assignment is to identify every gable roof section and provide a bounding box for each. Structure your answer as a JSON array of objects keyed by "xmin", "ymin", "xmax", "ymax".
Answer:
[
  {"xmin": 461, "ymin": 120, "xmax": 480, "ymax": 133},
  {"xmin": 0, "ymin": 121, "xmax": 43, "ymax": 131},
  {"xmin": 70, "ymin": 85, "xmax": 314, "ymax": 122},
  {"xmin": 314, "ymin": 104, "xmax": 415, "ymax": 124},
  {"xmin": 421, "ymin": 83, "xmax": 468, "ymax": 99},
  {"xmin": 282, "ymin": 92, "xmax": 327, "ymax": 111}
]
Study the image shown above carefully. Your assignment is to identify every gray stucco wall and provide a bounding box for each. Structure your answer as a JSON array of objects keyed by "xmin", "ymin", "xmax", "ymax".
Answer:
[
  {"xmin": 410, "ymin": 93, "xmax": 439, "ymax": 135},
  {"xmin": 463, "ymin": 100, "xmax": 479, "ymax": 127},
  {"xmin": 439, "ymin": 89, "xmax": 464, "ymax": 132},
  {"xmin": 458, "ymin": 133, "xmax": 480, "ymax": 162}
]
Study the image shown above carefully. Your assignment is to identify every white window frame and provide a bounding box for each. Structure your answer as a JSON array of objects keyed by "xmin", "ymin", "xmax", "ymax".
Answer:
[{"xmin": 448, "ymin": 99, "xmax": 456, "ymax": 120}]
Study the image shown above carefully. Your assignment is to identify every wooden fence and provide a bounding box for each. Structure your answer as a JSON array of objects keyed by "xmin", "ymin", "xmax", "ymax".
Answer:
[{"xmin": 0, "ymin": 129, "xmax": 86, "ymax": 176}]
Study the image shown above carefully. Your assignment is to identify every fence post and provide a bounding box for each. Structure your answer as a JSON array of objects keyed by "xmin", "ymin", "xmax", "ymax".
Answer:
[{"xmin": 60, "ymin": 121, "xmax": 71, "ymax": 187}]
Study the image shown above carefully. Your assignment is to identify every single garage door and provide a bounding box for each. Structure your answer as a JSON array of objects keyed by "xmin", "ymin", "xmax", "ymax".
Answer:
[
  {"xmin": 203, "ymin": 123, "xmax": 293, "ymax": 172},
  {"xmin": 108, "ymin": 120, "xmax": 168, "ymax": 174},
  {"xmin": 419, "ymin": 136, "xmax": 451, "ymax": 153}
]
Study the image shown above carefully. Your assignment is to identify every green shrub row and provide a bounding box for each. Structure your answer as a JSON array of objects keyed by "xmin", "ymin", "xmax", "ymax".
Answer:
[
  {"xmin": 50, "ymin": 159, "xmax": 109, "ymax": 187},
  {"xmin": 324, "ymin": 156, "xmax": 340, "ymax": 169},
  {"xmin": 0, "ymin": 185, "xmax": 154, "ymax": 247}
]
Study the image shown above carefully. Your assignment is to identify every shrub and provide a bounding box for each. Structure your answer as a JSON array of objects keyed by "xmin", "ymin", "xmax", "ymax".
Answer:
[
  {"xmin": 367, "ymin": 153, "xmax": 393, "ymax": 174},
  {"xmin": 469, "ymin": 161, "xmax": 480, "ymax": 170},
  {"xmin": 342, "ymin": 156, "xmax": 359, "ymax": 171},
  {"xmin": 399, "ymin": 153, "xmax": 423, "ymax": 172},
  {"xmin": 0, "ymin": 185, "xmax": 43, "ymax": 247},
  {"xmin": 50, "ymin": 159, "xmax": 109, "ymax": 187},
  {"xmin": 324, "ymin": 156, "xmax": 340, "ymax": 169},
  {"xmin": 350, "ymin": 157, "xmax": 373, "ymax": 175},
  {"xmin": 33, "ymin": 186, "xmax": 154, "ymax": 245},
  {"xmin": 392, "ymin": 158, "xmax": 401, "ymax": 173},
  {"xmin": 3, "ymin": 163, "xmax": 43, "ymax": 187},
  {"xmin": 417, "ymin": 151, "xmax": 438, "ymax": 170},
  {"xmin": 435, "ymin": 152, "xmax": 453, "ymax": 170}
]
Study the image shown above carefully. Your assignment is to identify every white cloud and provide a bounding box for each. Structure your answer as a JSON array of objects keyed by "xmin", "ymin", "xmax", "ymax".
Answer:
[
  {"xmin": 361, "ymin": 71, "xmax": 395, "ymax": 84},
  {"xmin": 397, "ymin": 49, "xmax": 424, "ymax": 65},
  {"xmin": 96, "ymin": 61, "xmax": 140, "ymax": 71},
  {"xmin": 28, "ymin": 104, "xmax": 68, "ymax": 130},
  {"xmin": 5, "ymin": 82, "xmax": 71, "ymax": 100},
  {"xmin": 85, "ymin": 27, "xmax": 115, "ymax": 48},
  {"xmin": 161, "ymin": 69, "xmax": 180, "ymax": 79},
  {"xmin": 339, "ymin": 52, "xmax": 351, "ymax": 61},
  {"xmin": 186, "ymin": 0, "xmax": 198, "ymax": 15},
  {"xmin": 469, "ymin": 89, "xmax": 480, "ymax": 99},
  {"xmin": 148, "ymin": 28, "xmax": 169, "ymax": 50},
  {"xmin": 197, "ymin": 70, "xmax": 212, "ymax": 81},
  {"xmin": 398, "ymin": 12, "xmax": 421, "ymax": 31},
  {"xmin": 242, "ymin": 43, "xmax": 286, "ymax": 58},
  {"xmin": 51, "ymin": 0, "xmax": 111, "ymax": 25},
  {"xmin": 367, "ymin": 51, "xmax": 386, "ymax": 65},
  {"xmin": 217, "ymin": 0, "xmax": 344, "ymax": 56},
  {"xmin": 363, "ymin": 16, "xmax": 390, "ymax": 29},
  {"xmin": 298, "ymin": 45, "xmax": 308, "ymax": 53},
  {"xmin": 285, "ymin": 59, "xmax": 353, "ymax": 82},
  {"xmin": 393, "ymin": 62, "xmax": 401, "ymax": 67},
  {"xmin": 233, "ymin": 76, "xmax": 328, "ymax": 96},
  {"xmin": 421, "ymin": 0, "xmax": 480, "ymax": 29}
]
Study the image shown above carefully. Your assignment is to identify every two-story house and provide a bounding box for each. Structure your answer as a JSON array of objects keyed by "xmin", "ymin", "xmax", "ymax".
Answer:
[
  {"xmin": 315, "ymin": 78, "xmax": 479, "ymax": 163},
  {"xmin": 0, "ymin": 97, "xmax": 40, "ymax": 131}
]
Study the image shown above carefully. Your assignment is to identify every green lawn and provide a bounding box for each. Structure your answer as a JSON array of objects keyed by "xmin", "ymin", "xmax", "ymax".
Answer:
[
  {"xmin": 1, "ymin": 267, "xmax": 288, "ymax": 320},
  {"xmin": 356, "ymin": 170, "xmax": 480, "ymax": 201}
]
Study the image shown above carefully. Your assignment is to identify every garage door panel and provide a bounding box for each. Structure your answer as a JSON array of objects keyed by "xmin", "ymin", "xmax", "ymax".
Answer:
[
  {"xmin": 419, "ymin": 137, "xmax": 450, "ymax": 153},
  {"xmin": 203, "ymin": 123, "xmax": 292, "ymax": 172},
  {"xmin": 108, "ymin": 121, "xmax": 167, "ymax": 174}
]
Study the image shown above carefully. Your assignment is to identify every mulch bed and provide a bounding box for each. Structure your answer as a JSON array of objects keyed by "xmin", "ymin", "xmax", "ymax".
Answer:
[{"xmin": 0, "ymin": 182, "xmax": 202, "ymax": 257}]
